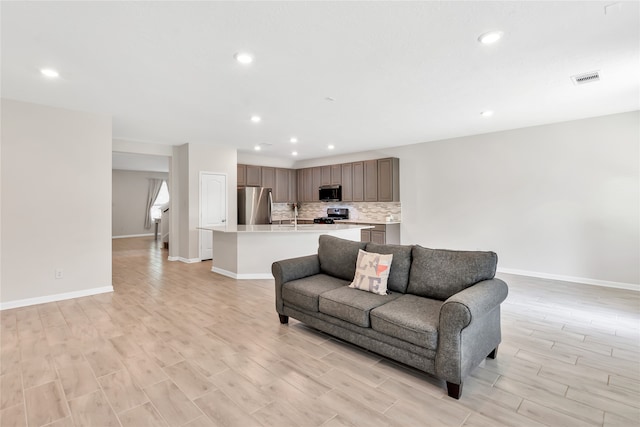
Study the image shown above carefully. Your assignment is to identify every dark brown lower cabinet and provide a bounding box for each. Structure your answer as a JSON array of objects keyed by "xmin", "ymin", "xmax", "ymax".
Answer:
[
  {"xmin": 359, "ymin": 223, "xmax": 400, "ymax": 244},
  {"xmin": 371, "ymin": 230, "xmax": 386, "ymax": 244}
]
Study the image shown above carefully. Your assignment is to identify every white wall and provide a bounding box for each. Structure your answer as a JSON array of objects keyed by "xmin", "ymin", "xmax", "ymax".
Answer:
[
  {"xmin": 171, "ymin": 144, "xmax": 189, "ymax": 260},
  {"xmin": 187, "ymin": 144, "xmax": 238, "ymax": 260},
  {"xmin": 170, "ymin": 143, "xmax": 237, "ymax": 261},
  {"xmin": 237, "ymin": 152, "xmax": 295, "ymax": 168},
  {"xmin": 295, "ymin": 112, "xmax": 640, "ymax": 288},
  {"xmin": 1, "ymin": 99, "xmax": 113, "ymax": 308},
  {"xmin": 294, "ymin": 150, "xmax": 385, "ymax": 169},
  {"xmin": 113, "ymin": 139, "xmax": 173, "ymax": 157},
  {"xmin": 112, "ymin": 170, "xmax": 168, "ymax": 237}
]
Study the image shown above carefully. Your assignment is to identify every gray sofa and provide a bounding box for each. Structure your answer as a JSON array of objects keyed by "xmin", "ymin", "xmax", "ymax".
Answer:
[{"xmin": 272, "ymin": 235, "xmax": 508, "ymax": 399}]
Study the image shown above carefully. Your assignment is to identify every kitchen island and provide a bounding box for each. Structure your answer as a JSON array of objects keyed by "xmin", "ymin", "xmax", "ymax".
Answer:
[{"xmin": 200, "ymin": 223, "xmax": 373, "ymax": 279}]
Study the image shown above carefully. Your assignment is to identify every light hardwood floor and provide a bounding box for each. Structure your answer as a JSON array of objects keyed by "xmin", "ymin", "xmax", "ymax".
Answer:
[{"xmin": 1, "ymin": 237, "xmax": 638, "ymax": 426}]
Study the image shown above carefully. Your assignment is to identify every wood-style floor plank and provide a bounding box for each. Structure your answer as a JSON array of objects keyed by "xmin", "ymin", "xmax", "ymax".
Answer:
[
  {"xmin": 0, "ymin": 403, "xmax": 26, "ymax": 427},
  {"xmin": 118, "ymin": 402, "xmax": 168, "ymax": 427},
  {"xmin": 67, "ymin": 390, "xmax": 120, "ymax": 427},
  {"xmin": 194, "ymin": 389, "xmax": 264, "ymax": 427},
  {"xmin": 0, "ymin": 373, "xmax": 23, "ymax": 410},
  {"xmin": 162, "ymin": 360, "xmax": 216, "ymax": 399},
  {"xmin": 57, "ymin": 361, "xmax": 100, "ymax": 400},
  {"xmin": 97, "ymin": 369, "xmax": 149, "ymax": 414},
  {"xmin": 0, "ymin": 236, "xmax": 637, "ymax": 427},
  {"xmin": 143, "ymin": 379, "xmax": 202, "ymax": 426},
  {"xmin": 24, "ymin": 381, "xmax": 69, "ymax": 427}
]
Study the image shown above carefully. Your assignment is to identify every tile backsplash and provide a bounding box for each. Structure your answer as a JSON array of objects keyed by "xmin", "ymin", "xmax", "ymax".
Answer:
[{"xmin": 273, "ymin": 202, "xmax": 401, "ymax": 222}]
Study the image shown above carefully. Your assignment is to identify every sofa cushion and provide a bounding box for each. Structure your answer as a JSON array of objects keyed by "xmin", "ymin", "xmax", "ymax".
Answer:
[
  {"xmin": 365, "ymin": 242, "xmax": 412, "ymax": 293},
  {"xmin": 319, "ymin": 286, "xmax": 401, "ymax": 327},
  {"xmin": 370, "ymin": 294, "xmax": 442, "ymax": 350},
  {"xmin": 349, "ymin": 249, "xmax": 393, "ymax": 295},
  {"xmin": 282, "ymin": 274, "xmax": 348, "ymax": 312},
  {"xmin": 407, "ymin": 246, "xmax": 497, "ymax": 300},
  {"xmin": 318, "ymin": 235, "xmax": 367, "ymax": 281}
]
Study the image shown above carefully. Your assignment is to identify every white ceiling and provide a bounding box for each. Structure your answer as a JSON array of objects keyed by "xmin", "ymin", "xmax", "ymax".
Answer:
[{"xmin": 2, "ymin": 1, "xmax": 638, "ymax": 160}]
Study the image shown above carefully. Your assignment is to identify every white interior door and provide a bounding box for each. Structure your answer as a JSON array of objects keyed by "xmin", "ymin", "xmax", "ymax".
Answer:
[{"xmin": 200, "ymin": 172, "xmax": 226, "ymax": 260}]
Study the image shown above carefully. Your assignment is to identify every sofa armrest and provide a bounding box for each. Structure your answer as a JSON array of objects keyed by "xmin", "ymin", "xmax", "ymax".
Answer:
[
  {"xmin": 272, "ymin": 254, "xmax": 321, "ymax": 313},
  {"xmin": 435, "ymin": 278, "xmax": 508, "ymax": 384},
  {"xmin": 443, "ymin": 278, "xmax": 508, "ymax": 322}
]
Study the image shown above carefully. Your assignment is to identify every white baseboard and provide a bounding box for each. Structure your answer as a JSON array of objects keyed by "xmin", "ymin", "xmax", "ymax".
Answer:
[
  {"xmin": 212, "ymin": 267, "xmax": 237, "ymax": 278},
  {"xmin": 497, "ymin": 267, "xmax": 639, "ymax": 292},
  {"xmin": 167, "ymin": 256, "xmax": 201, "ymax": 263},
  {"xmin": 211, "ymin": 267, "xmax": 272, "ymax": 280},
  {"xmin": 112, "ymin": 233, "xmax": 154, "ymax": 239},
  {"xmin": 0, "ymin": 286, "xmax": 114, "ymax": 311}
]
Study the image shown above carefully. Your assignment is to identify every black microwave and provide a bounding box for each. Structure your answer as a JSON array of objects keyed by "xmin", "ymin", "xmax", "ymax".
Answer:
[{"xmin": 319, "ymin": 185, "xmax": 342, "ymax": 202}]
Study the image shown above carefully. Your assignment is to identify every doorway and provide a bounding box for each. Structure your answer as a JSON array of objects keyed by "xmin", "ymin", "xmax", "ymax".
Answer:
[{"xmin": 199, "ymin": 172, "xmax": 227, "ymax": 260}]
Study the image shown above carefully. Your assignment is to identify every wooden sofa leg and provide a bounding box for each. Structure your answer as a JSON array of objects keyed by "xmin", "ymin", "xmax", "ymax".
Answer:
[
  {"xmin": 446, "ymin": 381, "xmax": 462, "ymax": 399},
  {"xmin": 278, "ymin": 314, "xmax": 289, "ymax": 324},
  {"xmin": 488, "ymin": 346, "xmax": 498, "ymax": 359}
]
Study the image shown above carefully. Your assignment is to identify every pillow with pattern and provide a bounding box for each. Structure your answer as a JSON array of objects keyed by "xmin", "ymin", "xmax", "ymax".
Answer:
[{"xmin": 349, "ymin": 249, "xmax": 393, "ymax": 295}]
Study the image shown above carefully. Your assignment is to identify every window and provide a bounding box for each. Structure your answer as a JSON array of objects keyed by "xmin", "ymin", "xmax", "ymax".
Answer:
[{"xmin": 150, "ymin": 181, "xmax": 169, "ymax": 220}]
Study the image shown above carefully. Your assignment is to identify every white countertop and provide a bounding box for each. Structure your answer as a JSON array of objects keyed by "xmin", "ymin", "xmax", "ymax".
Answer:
[
  {"xmin": 333, "ymin": 219, "xmax": 401, "ymax": 225},
  {"xmin": 274, "ymin": 218, "xmax": 401, "ymax": 225},
  {"xmin": 200, "ymin": 224, "xmax": 374, "ymax": 233}
]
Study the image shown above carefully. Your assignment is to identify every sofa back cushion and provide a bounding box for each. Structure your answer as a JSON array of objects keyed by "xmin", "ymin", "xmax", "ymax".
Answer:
[
  {"xmin": 407, "ymin": 246, "xmax": 497, "ymax": 300},
  {"xmin": 365, "ymin": 242, "xmax": 412, "ymax": 293},
  {"xmin": 318, "ymin": 235, "xmax": 367, "ymax": 281}
]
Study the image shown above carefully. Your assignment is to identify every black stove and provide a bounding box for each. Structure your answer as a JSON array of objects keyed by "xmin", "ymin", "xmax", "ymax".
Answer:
[
  {"xmin": 314, "ymin": 208, "xmax": 349, "ymax": 224},
  {"xmin": 313, "ymin": 217, "xmax": 335, "ymax": 224}
]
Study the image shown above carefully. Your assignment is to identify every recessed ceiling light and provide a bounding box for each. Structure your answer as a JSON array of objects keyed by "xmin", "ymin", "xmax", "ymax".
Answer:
[
  {"xmin": 478, "ymin": 31, "xmax": 503, "ymax": 45},
  {"xmin": 254, "ymin": 145, "xmax": 261, "ymax": 151},
  {"xmin": 292, "ymin": 151, "xmax": 298, "ymax": 156},
  {"xmin": 40, "ymin": 68, "xmax": 59, "ymax": 78},
  {"xmin": 480, "ymin": 110, "xmax": 494, "ymax": 117},
  {"xmin": 234, "ymin": 52, "xmax": 253, "ymax": 64},
  {"xmin": 328, "ymin": 145, "xmax": 335, "ymax": 150},
  {"xmin": 290, "ymin": 137, "xmax": 298, "ymax": 144},
  {"xmin": 250, "ymin": 115, "xmax": 261, "ymax": 123}
]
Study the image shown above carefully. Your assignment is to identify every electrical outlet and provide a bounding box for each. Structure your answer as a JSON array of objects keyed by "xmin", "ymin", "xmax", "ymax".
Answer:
[{"xmin": 55, "ymin": 268, "xmax": 64, "ymax": 279}]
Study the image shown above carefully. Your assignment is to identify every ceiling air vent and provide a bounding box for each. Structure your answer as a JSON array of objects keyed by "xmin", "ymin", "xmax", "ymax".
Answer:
[{"xmin": 571, "ymin": 71, "xmax": 600, "ymax": 85}]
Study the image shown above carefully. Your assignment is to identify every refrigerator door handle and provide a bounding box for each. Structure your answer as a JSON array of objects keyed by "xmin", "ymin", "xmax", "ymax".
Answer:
[{"xmin": 268, "ymin": 190, "xmax": 273, "ymax": 224}]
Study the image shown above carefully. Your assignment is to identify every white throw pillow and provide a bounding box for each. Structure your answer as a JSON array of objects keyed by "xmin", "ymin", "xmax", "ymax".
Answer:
[{"xmin": 349, "ymin": 249, "xmax": 393, "ymax": 295}]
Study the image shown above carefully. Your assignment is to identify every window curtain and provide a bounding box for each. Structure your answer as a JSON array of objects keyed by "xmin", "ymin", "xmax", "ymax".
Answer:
[{"xmin": 144, "ymin": 178, "xmax": 164, "ymax": 229}]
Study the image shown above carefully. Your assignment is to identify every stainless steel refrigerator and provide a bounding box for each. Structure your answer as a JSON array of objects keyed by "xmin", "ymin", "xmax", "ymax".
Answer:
[{"xmin": 237, "ymin": 187, "xmax": 273, "ymax": 224}]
